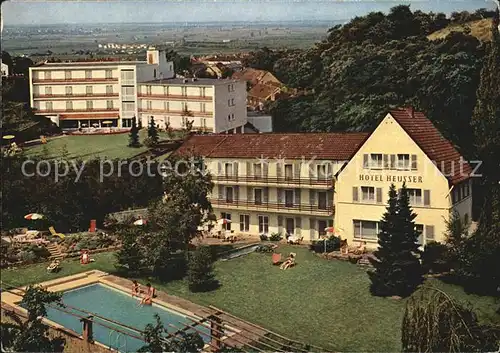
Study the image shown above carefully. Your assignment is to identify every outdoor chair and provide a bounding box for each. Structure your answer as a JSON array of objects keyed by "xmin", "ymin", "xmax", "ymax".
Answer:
[{"xmin": 49, "ymin": 226, "xmax": 65, "ymax": 240}]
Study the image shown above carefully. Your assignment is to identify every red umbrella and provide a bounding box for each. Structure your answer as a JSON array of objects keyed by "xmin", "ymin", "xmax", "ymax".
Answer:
[
  {"xmin": 133, "ymin": 219, "xmax": 147, "ymax": 226},
  {"xmin": 324, "ymin": 227, "xmax": 335, "ymax": 233},
  {"xmin": 24, "ymin": 213, "xmax": 45, "ymax": 220}
]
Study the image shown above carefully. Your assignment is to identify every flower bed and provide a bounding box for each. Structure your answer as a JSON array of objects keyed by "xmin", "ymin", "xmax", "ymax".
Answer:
[
  {"xmin": 0, "ymin": 239, "xmax": 52, "ymax": 268},
  {"xmin": 59, "ymin": 232, "xmax": 120, "ymax": 253}
]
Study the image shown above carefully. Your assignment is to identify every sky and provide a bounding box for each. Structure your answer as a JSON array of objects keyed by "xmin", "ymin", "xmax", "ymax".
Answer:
[{"xmin": 2, "ymin": 0, "xmax": 498, "ymax": 25}]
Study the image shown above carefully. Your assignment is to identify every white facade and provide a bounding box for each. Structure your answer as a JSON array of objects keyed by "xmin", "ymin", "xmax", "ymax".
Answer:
[
  {"xmin": 28, "ymin": 48, "xmax": 248, "ymax": 133},
  {"xmin": 137, "ymin": 78, "xmax": 247, "ymax": 133},
  {"xmin": 28, "ymin": 48, "xmax": 177, "ymax": 129}
]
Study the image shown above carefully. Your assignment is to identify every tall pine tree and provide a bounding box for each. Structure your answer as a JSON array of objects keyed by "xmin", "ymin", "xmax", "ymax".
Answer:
[
  {"xmin": 128, "ymin": 116, "xmax": 140, "ymax": 148},
  {"xmin": 147, "ymin": 116, "xmax": 159, "ymax": 146},
  {"xmin": 369, "ymin": 183, "xmax": 423, "ymax": 297}
]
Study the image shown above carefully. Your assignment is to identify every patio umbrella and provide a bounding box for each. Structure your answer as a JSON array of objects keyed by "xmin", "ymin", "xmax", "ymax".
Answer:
[
  {"xmin": 102, "ymin": 120, "xmax": 113, "ymax": 125},
  {"xmin": 24, "ymin": 213, "xmax": 45, "ymax": 220},
  {"xmin": 133, "ymin": 219, "xmax": 147, "ymax": 226},
  {"xmin": 3, "ymin": 135, "xmax": 15, "ymax": 140},
  {"xmin": 217, "ymin": 218, "xmax": 231, "ymax": 225},
  {"xmin": 325, "ymin": 227, "xmax": 335, "ymax": 233}
]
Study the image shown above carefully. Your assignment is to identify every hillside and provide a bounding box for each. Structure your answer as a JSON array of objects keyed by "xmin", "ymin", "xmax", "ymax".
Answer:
[{"xmin": 428, "ymin": 18, "xmax": 494, "ymax": 42}]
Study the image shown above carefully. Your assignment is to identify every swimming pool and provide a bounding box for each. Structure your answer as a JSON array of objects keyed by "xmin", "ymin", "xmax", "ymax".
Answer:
[{"xmin": 36, "ymin": 283, "xmax": 211, "ymax": 352}]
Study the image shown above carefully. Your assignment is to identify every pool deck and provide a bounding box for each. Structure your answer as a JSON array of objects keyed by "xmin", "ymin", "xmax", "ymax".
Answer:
[{"xmin": 1, "ymin": 270, "xmax": 268, "ymax": 349}]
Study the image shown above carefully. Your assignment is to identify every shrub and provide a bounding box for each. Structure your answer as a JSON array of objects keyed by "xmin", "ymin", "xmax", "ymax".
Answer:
[
  {"xmin": 255, "ymin": 244, "xmax": 274, "ymax": 253},
  {"xmin": 269, "ymin": 232, "xmax": 282, "ymax": 242},
  {"xmin": 18, "ymin": 250, "xmax": 37, "ymax": 263},
  {"xmin": 259, "ymin": 234, "xmax": 268, "ymax": 241},
  {"xmin": 421, "ymin": 242, "xmax": 451, "ymax": 274},
  {"xmin": 143, "ymin": 136, "xmax": 156, "ymax": 148},
  {"xmin": 187, "ymin": 246, "xmax": 219, "ymax": 292},
  {"xmin": 309, "ymin": 235, "xmax": 341, "ymax": 253}
]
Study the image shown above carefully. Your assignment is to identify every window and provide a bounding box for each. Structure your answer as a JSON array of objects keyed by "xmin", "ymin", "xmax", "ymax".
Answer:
[
  {"xmin": 164, "ymin": 116, "xmax": 170, "ymax": 126},
  {"xmin": 284, "ymin": 164, "xmax": 293, "ymax": 180},
  {"xmin": 106, "ymin": 100, "xmax": 114, "ymax": 109},
  {"xmin": 200, "ymin": 87, "xmax": 206, "ymax": 97},
  {"xmin": 397, "ymin": 154, "xmax": 410, "ymax": 170},
  {"xmin": 106, "ymin": 85, "xmax": 113, "ymax": 94},
  {"xmin": 146, "ymin": 86, "xmax": 152, "ymax": 95},
  {"xmin": 201, "ymin": 118, "xmax": 206, "ymax": 128},
  {"xmin": 353, "ymin": 220, "xmax": 380, "ymax": 240},
  {"xmin": 85, "ymin": 70, "xmax": 92, "ymax": 79},
  {"xmin": 228, "ymin": 114, "xmax": 231, "ymax": 121},
  {"xmin": 231, "ymin": 113, "xmax": 235, "ymax": 121},
  {"xmin": 415, "ymin": 224, "xmax": 435, "ymax": 245},
  {"xmin": 120, "ymin": 70, "xmax": 134, "ymax": 81},
  {"xmin": 86, "ymin": 101, "xmax": 93, "ymax": 110},
  {"xmin": 45, "ymin": 71, "xmax": 51, "ymax": 80},
  {"xmin": 285, "ymin": 190, "xmax": 294, "ymax": 207},
  {"xmin": 181, "ymin": 102, "xmax": 187, "ymax": 111},
  {"xmin": 65, "ymin": 71, "xmax": 72, "ymax": 80},
  {"xmin": 181, "ymin": 87, "xmax": 187, "ymax": 97},
  {"xmin": 318, "ymin": 191, "xmax": 327, "ymax": 210},
  {"xmin": 240, "ymin": 215, "xmax": 250, "ymax": 232},
  {"xmin": 231, "ymin": 98, "xmax": 235, "ymax": 106},
  {"xmin": 221, "ymin": 212, "xmax": 231, "ymax": 231},
  {"xmin": 408, "ymin": 188, "xmax": 423, "ymax": 205},
  {"xmin": 317, "ymin": 164, "xmax": 327, "ymax": 180},
  {"xmin": 164, "ymin": 86, "xmax": 169, "ymax": 95},
  {"xmin": 153, "ymin": 69, "xmax": 157, "ymax": 78},
  {"xmin": 258, "ymin": 215, "xmax": 269, "ymax": 234},
  {"xmin": 425, "ymin": 225, "xmax": 435, "ymax": 242},
  {"xmin": 122, "ymin": 102, "xmax": 135, "ymax": 112},
  {"xmin": 46, "ymin": 101, "xmax": 53, "ymax": 111},
  {"xmin": 163, "ymin": 101, "xmax": 170, "ymax": 111},
  {"xmin": 463, "ymin": 182, "xmax": 470, "ymax": 198},
  {"xmin": 44, "ymin": 87, "xmax": 52, "ymax": 95},
  {"xmin": 254, "ymin": 189, "xmax": 262, "ymax": 205},
  {"xmin": 224, "ymin": 163, "xmax": 233, "ymax": 177},
  {"xmin": 66, "ymin": 101, "xmax": 73, "ymax": 111},
  {"xmin": 65, "ymin": 86, "xmax": 72, "ymax": 95},
  {"xmin": 121, "ymin": 86, "xmax": 134, "ymax": 96},
  {"xmin": 228, "ymin": 99, "xmax": 231, "ymax": 107},
  {"xmin": 254, "ymin": 163, "xmax": 262, "ymax": 177},
  {"xmin": 200, "ymin": 103, "xmax": 206, "ymax": 113},
  {"xmin": 105, "ymin": 69, "xmax": 113, "ymax": 79},
  {"xmin": 225, "ymin": 187, "xmax": 233, "ymax": 203},
  {"xmin": 146, "ymin": 101, "xmax": 152, "ymax": 110},
  {"xmin": 86, "ymin": 86, "xmax": 93, "ymax": 95},
  {"xmin": 369, "ymin": 154, "xmax": 383, "ymax": 169},
  {"xmin": 361, "ymin": 186, "xmax": 375, "ymax": 202}
]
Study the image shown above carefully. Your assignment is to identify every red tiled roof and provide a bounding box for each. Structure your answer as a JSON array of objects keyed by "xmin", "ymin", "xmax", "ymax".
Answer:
[
  {"xmin": 248, "ymin": 83, "xmax": 281, "ymax": 100},
  {"xmin": 389, "ymin": 108, "xmax": 472, "ymax": 185},
  {"xmin": 232, "ymin": 68, "xmax": 267, "ymax": 86},
  {"xmin": 175, "ymin": 132, "xmax": 370, "ymax": 160}
]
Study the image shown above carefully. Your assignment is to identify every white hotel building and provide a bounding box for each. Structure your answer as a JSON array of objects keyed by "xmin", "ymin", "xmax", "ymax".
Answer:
[
  {"xmin": 29, "ymin": 48, "xmax": 247, "ymax": 133},
  {"xmin": 176, "ymin": 108, "xmax": 473, "ymax": 248}
]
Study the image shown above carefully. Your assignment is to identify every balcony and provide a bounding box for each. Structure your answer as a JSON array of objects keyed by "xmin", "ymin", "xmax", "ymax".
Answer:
[
  {"xmin": 35, "ymin": 108, "xmax": 119, "ymax": 114},
  {"xmin": 33, "ymin": 93, "xmax": 119, "ymax": 100},
  {"xmin": 32, "ymin": 78, "xmax": 118, "ymax": 84},
  {"xmin": 210, "ymin": 198, "xmax": 334, "ymax": 216},
  {"xmin": 215, "ymin": 175, "xmax": 334, "ymax": 188},
  {"xmin": 138, "ymin": 93, "xmax": 212, "ymax": 101},
  {"xmin": 138, "ymin": 108, "xmax": 212, "ymax": 117}
]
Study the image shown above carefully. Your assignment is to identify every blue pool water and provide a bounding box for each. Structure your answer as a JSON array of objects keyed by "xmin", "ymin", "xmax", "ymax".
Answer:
[{"xmin": 38, "ymin": 284, "xmax": 210, "ymax": 352}]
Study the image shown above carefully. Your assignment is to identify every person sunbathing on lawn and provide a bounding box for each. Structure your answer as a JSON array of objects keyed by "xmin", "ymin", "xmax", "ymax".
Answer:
[{"xmin": 280, "ymin": 253, "xmax": 296, "ymax": 270}]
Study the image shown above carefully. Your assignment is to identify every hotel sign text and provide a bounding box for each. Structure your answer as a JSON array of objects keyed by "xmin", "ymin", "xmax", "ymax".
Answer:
[{"xmin": 359, "ymin": 174, "xmax": 423, "ymax": 183}]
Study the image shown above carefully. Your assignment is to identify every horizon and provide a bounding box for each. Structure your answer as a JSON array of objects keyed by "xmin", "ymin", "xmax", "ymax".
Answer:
[{"xmin": 2, "ymin": 0, "xmax": 497, "ymax": 26}]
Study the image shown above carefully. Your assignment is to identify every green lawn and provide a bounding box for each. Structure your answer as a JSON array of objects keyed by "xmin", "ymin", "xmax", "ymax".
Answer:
[
  {"xmin": 2, "ymin": 247, "xmax": 498, "ymax": 351},
  {"xmin": 25, "ymin": 131, "xmax": 170, "ymax": 160}
]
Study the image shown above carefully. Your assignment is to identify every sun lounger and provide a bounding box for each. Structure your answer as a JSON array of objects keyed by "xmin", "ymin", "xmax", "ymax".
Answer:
[
  {"xmin": 272, "ymin": 253, "xmax": 282, "ymax": 265},
  {"xmin": 49, "ymin": 226, "xmax": 65, "ymax": 239}
]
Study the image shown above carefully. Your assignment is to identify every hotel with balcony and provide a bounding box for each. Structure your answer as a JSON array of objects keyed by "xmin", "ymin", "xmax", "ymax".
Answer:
[
  {"xmin": 176, "ymin": 108, "xmax": 473, "ymax": 247},
  {"xmin": 29, "ymin": 48, "xmax": 248, "ymax": 133}
]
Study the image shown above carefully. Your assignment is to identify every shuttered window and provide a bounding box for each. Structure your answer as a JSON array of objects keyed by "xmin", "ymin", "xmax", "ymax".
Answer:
[
  {"xmin": 423, "ymin": 190, "xmax": 431, "ymax": 206},
  {"xmin": 425, "ymin": 225, "xmax": 435, "ymax": 241},
  {"xmin": 353, "ymin": 187, "xmax": 359, "ymax": 202},
  {"xmin": 376, "ymin": 188, "xmax": 383, "ymax": 203},
  {"xmin": 295, "ymin": 217, "xmax": 302, "ymax": 236},
  {"xmin": 411, "ymin": 155, "xmax": 417, "ymax": 170}
]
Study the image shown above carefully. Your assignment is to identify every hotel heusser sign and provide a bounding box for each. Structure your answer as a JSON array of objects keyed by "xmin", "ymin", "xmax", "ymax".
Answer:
[{"xmin": 359, "ymin": 174, "xmax": 423, "ymax": 183}]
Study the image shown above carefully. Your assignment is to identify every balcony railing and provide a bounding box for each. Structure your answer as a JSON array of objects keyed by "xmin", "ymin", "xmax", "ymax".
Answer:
[
  {"xmin": 33, "ymin": 78, "xmax": 118, "ymax": 84},
  {"xmin": 35, "ymin": 108, "xmax": 119, "ymax": 114},
  {"xmin": 210, "ymin": 198, "xmax": 334, "ymax": 215},
  {"xmin": 33, "ymin": 93, "xmax": 119, "ymax": 99},
  {"xmin": 138, "ymin": 108, "xmax": 212, "ymax": 117},
  {"xmin": 215, "ymin": 175, "xmax": 334, "ymax": 187},
  {"xmin": 138, "ymin": 93, "xmax": 212, "ymax": 101}
]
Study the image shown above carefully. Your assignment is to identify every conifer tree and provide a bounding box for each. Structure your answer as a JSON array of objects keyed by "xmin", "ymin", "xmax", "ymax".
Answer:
[
  {"xmin": 128, "ymin": 116, "xmax": 140, "ymax": 148},
  {"xmin": 147, "ymin": 116, "xmax": 159, "ymax": 146},
  {"xmin": 369, "ymin": 183, "xmax": 423, "ymax": 297}
]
